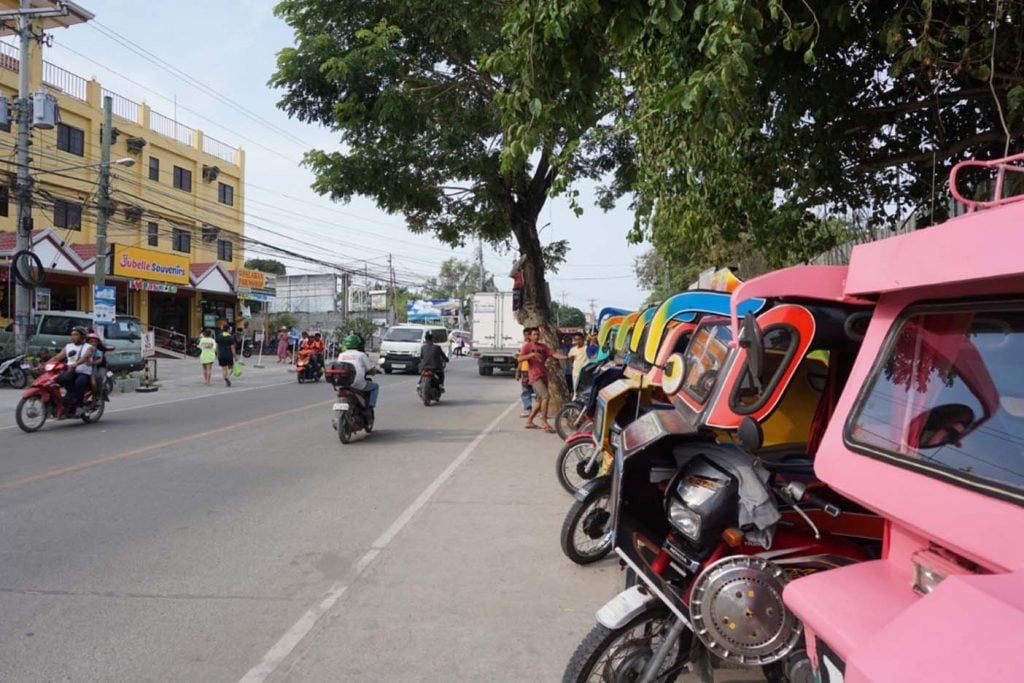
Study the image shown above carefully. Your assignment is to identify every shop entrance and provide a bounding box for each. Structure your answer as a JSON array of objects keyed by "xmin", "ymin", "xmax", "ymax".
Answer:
[{"xmin": 149, "ymin": 291, "xmax": 191, "ymax": 338}]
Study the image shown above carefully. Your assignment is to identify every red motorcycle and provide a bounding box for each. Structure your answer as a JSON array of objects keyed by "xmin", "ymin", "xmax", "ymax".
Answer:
[{"xmin": 16, "ymin": 362, "xmax": 107, "ymax": 433}]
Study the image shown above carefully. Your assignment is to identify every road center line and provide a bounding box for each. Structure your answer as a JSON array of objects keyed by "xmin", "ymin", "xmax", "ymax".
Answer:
[
  {"xmin": 0, "ymin": 398, "xmax": 331, "ymax": 491},
  {"xmin": 236, "ymin": 399, "xmax": 520, "ymax": 683}
]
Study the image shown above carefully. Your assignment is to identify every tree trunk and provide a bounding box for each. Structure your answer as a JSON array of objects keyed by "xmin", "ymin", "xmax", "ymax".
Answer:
[{"xmin": 502, "ymin": 156, "xmax": 568, "ymax": 411}]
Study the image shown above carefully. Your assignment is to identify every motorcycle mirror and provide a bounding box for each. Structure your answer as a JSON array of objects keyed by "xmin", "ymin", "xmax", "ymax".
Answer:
[{"xmin": 738, "ymin": 310, "xmax": 764, "ymax": 393}]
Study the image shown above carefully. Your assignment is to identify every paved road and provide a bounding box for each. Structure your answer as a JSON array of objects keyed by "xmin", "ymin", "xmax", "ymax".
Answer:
[{"xmin": 0, "ymin": 358, "xmax": 627, "ymax": 681}]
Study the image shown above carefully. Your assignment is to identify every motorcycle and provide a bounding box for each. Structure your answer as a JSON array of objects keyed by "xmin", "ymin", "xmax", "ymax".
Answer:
[
  {"xmin": 417, "ymin": 369, "xmax": 443, "ymax": 406},
  {"xmin": 564, "ymin": 433, "xmax": 874, "ymax": 683},
  {"xmin": 296, "ymin": 349, "xmax": 323, "ymax": 383},
  {"xmin": 15, "ymin": 362, "xmax": 109, "ymax": 433},
  {"xmin": 326, "ymin": 361, "xmax": 374, "ymax": 444},
  {"xmin": 0, "ymin": 354, "xmax": 31, "ymax": 389}
]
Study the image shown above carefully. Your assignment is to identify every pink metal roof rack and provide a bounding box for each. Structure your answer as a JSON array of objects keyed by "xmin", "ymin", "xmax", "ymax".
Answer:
[{"xmin": 949, "ymin": 151, "xmax": 1024, "ymax": 212}]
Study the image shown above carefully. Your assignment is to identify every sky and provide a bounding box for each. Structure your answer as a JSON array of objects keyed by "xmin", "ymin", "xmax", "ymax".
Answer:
[{"xmin": 33, "ymin": 0, "xmax": 650, "ymax": 314}]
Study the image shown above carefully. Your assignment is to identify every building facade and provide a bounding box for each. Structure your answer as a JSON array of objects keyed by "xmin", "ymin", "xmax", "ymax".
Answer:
[{"xmin": 0, "ymin": 27, "xmax": 248, "ymax": 339}]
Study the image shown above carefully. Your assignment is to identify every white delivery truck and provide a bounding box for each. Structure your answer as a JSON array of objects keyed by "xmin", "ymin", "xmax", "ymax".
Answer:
[{"xmin": 470, "ymin": 292, "xmax": 523, "ymax": 376}]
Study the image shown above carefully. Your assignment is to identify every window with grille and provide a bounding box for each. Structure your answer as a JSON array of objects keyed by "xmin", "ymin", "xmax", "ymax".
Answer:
[
  {"xmin": 57, "ymin": 123, "xmax": 85, "ymax": 156},
  {"xmin": 53, "ymin": 199, "xmax": 83, "ymax": 229},
  {"xmin": 172, "ymin": 227, "xmax": 191, "ymax": 254}
]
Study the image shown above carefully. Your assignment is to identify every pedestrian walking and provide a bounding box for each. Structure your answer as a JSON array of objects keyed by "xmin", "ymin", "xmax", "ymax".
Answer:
[
  {"xmin": 276, "ymin": 326, "xmax": 289, "ymax": 363},
  {"xmin": 198, "ymin": 328, "xmax": 216, "ymax": 384},
  {"xmin": 215, "ymin": 323, "xmax": 237, "ymax": 387},
  {"xmin": 567, "ymin": 332, "xmax": 588, "ymax": 395},
  {"xmin": 519, "ymin": 327, "xmax": 569, "ymax": 433}
]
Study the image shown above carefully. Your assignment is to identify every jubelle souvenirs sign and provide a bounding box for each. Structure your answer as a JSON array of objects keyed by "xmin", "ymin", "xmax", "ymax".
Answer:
[{"xmin": 113, "ymin": 245, "xmax": 190, "ymax": 285}]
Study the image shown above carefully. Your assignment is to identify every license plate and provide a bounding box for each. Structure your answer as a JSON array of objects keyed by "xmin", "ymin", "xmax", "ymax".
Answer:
[
  {"xmin": 392, "ymin": 363, "xmax": 405, "ymax": 369},
  {"xmin": 595, "ymin": 586, "xmax": 653, "ymax": 630},
  {"xmin": 332, "ymin": 403, "xmax": 350, "ymax": 411}
]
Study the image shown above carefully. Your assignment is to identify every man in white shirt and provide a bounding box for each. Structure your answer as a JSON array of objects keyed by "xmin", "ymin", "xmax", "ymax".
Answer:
[
  {"xmin": 567, "ymin": 332, "xmax": 589, "ymax": 394},
  {"xmin": 337, "ymin": 334, "xmax": 380, "ymax": 409}
]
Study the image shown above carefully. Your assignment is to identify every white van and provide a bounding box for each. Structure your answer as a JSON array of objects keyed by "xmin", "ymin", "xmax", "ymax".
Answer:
[{"xmin": 379, "ymin": 324, "xmax": 449, "ymax": 374}]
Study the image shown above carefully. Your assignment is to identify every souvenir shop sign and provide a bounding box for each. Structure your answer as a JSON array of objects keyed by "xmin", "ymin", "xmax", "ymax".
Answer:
[
  {"xmin": 113, "ymin": 245, "xmax": 190, "ymax": 285},
  {"xmin": 128, "ymin": 279, "xmax": 179, "ymax": 294}
]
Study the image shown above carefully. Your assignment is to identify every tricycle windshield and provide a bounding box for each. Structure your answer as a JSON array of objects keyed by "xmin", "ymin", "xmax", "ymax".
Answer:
[
  {"xmin": 847, "ymin": 303, "xmax": 1024, "ymax": 503},
  {"xmin": 681, "ymin": 321, "xmax": 733, "ymax": 405}
]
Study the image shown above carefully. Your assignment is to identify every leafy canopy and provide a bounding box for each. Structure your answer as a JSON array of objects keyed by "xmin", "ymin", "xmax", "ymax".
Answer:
[{"xmin": 497, "ymin": 0, "xmax": 1024, "ymax": 268}]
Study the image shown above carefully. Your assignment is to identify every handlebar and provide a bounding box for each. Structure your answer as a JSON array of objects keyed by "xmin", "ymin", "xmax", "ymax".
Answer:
[{"xmin": 782, "ymin": 481, "xmax": 840, "ymax": 517}]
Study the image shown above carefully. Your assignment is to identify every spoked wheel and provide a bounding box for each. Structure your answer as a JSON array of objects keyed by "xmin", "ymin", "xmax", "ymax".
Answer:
[
  {"xmin": 563, "ymin": 608, "xmax": 691, "ymax": 683},
  {"xmin": 9, "ymin": 365, "xmax": 28, "ymax": 389},
  {"xmin": 15, "ymin": 396, "xmax": 48, "ymax": 433},
  {"xmin": 81, "ymin": 398, "xmax": 105, "ymax": 424},
  {"xmin": 338, "ymin": 416, "xmax": 353, "ymax": 444},
  {"xmin": 557, "ymin": 439, "xmax": 600, "ymax": 495},
  {"xmin": 555, "ymin": 402, "xmax": 584, "ymax": 440},
  {"xmin": 561, "ymin": 489, "xmax": 613, "ymax": 565}
]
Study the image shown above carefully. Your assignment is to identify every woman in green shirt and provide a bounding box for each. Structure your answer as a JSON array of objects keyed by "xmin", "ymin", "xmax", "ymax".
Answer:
[{"xmin": 198, "ymin": 328, "xmax": 217, "ymax": 385}]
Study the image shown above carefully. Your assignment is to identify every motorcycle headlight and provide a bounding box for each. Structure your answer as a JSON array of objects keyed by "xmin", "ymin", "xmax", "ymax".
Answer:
[{"xmin": 667, "ymin": 498, "xmax": 702, "ymax": 541}]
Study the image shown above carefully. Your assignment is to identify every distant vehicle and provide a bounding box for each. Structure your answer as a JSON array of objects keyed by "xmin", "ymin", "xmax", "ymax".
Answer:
[
  {"xmin": 378, "ymin": 324, "xmax": 448, "ymax": 374},
  {"xmin": 470, "ymin": 292, "xmax": 523, "ymax": 376}
]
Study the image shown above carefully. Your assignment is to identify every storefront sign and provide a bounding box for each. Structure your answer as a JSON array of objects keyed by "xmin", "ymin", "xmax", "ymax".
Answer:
[
  {"xmin": 93, "ymin": 285, "xmax": 116, "ymax": 323},
  {"xmin": 35, "ymin": 287, "xmax": 50, "ymax": 311},
  {"xmin": 237, "ymin": 291, "xmax": 271, "ymax": 302},
  {"xmin": 141, "ymin": 330, "xmax": 156, "ymax": 358},
  {"xmin": 236, "ymin": 269, "xmax": 266, "ymax": 290},
  {"xmin": 113, "ymin": 245, "xmax": 190, "ymax": 285},
  {"xmin": 129, "ymin": 279, "xmax": 179, "ymax": 294}
]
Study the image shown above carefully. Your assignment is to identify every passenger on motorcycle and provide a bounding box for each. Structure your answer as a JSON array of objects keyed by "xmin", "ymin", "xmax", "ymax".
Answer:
[
  {"xmin": 419, "ymin": 332, "xmax": 448, "ymax": 389},
  {"xmin": 337, "ymin": 334, "xmax": 380, "ymax": 410},
  {"xmin": 309, "ymin": 332, "xmax": 326, "ymax": 374},
  {"xmin": 49, "ymin": 326, "xmax": 94, "ymax": 416}
]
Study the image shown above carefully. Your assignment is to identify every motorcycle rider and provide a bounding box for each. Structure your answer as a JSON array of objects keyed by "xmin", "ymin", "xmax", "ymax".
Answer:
[
  {"xmin": 309, "ymin": 332, "xmax": 326, "ymax": 377},
  {"xmin": 49, "ymin": 326, "xmax": 94, "ymax": 416},
  {"xmin": 419, "ymin": 331, "xmax": 448, "ymax": 390},
  {"xmin": 337, "ymin": 334, "xmax": 380, "ymax": 416}
]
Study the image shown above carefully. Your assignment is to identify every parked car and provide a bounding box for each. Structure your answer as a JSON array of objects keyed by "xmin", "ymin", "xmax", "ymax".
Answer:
[{"xmin": 0, "ymin": 311, "xmax": 144, "ymax": 372}]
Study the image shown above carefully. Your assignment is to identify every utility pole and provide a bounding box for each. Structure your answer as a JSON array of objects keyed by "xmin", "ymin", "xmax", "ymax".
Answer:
[
  {"xmin": 387, "ymin": 252, "xmax": 397, "ymax": 323},
  {"xmin": 588, "ymin": 298, "xmax": 596, "ymax": 330},
  {"xmin": 94, "ymin": 95, "xmax": 112, "ymax": 286},
  {"xmin": 477, "ymin": 240, "xmax": 485, "ymax": 291},
  {"xmin": 3, "ymin": 0, "xmax": 90, "ymax": 353}
]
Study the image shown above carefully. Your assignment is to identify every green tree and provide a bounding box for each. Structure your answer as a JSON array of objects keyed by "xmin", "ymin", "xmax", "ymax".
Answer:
[
  {"xmin": 269, "ymin": 0, "xmax": 629, "ymax": 404},
  {"xmin": 497, "ymin": 0, "xmax": 1024, "ymax": 268},
  {"xmin": 243, "ymin": 259, "xmax": 287, "ymax": 276},
  {"xmin": 551, "ymin": 302, "xmax": 586, "ymax": 327}
]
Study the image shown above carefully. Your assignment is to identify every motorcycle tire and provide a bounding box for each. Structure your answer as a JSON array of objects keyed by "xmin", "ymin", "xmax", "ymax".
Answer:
[
  {"xmin": 562, "ymin": 606, "xmax": 690, "ymax": 683},
  {"xmin": 15, "ymin": 396, "xmax": 48, "ymax": 433},
  {"xmin": 338, "ymin": 417, "xmax": 353, "ymax": 444},
  {"xmin": 420, "ymin": 378, "xmax": 432, "ymax": 406},
  {"xmin": 186, "ymin": 346, "xmax": 201, "ymax": 358},
  {"xmin": 81, "ymin": 398, "xmax": 105, "ymax": 424},
  {"xmin": 554, "ymin": 401, "xmax": 583, "ymax": 441},
  {"xmin": 242, "ymin": 348, "xmax": 253, "ymax": 358},
  {"xmin": 8, "ymin": 365, "xmax": 28, "ymax": 389},
  {"xmin": 556, "ymin": 439, "xmax": 600, "ymax": 495},
  {"xmin": 560, "ymin": 488, "xmax": 613, "ymax": 565}
]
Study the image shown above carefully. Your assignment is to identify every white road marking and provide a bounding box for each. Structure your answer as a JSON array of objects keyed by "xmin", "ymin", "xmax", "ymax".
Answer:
[{"xmin": 237, "ymin": 399, "xmax": 519, "ymax": 683}]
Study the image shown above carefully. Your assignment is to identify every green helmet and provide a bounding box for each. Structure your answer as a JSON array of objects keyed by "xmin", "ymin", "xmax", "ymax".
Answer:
[{"xmin": 343, "ymin": 334, "xmax": 362, "ymax": 350}]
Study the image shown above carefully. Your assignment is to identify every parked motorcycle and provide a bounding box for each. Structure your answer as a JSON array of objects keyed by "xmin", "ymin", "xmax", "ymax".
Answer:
[
  {"xmin": 326, "ymin": 361, "xmax": 374, "ymax": 444},
  {"xmin": 0, "ymin": 354, "xmax": 31, "ymax": 389},
  {"xmin": 15, "ymin": 362, "xmax": 109, "ymax": 433},
  {"xmin": 417, "ymin": 370, "xmax": 443, "ymax": 406}
]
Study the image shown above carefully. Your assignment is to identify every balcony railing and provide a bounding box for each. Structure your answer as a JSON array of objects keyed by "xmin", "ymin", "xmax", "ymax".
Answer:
[
  {"xmin": 0, "ymin": 40, "xmax": 18, "ymax": 73},
  {"xmin": 101, "ymin": 88, "xmax": 139, "ymax": 123},
  {"xmin": 42, "ymin": 61, "xmax": 87, "ymax": 101},
  {"xmin": 202, "ymin": 134, "xmax": 236, "ymax": 163},
  {"xmin": 149, "ymin": 109, "xmax": 194, "ymax": 146}
]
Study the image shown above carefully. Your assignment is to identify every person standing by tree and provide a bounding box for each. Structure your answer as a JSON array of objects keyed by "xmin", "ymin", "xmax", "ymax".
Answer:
[
  {"xmin": 198, "ymin": 328, "xmax": 216, "ymax": 385},
  {"xmin": 515, "ymin": 328, "xmax": 533, "ymax": 418},
  {"xmin": 215, "ymin": 323, "xmax": 237, "ymax": 387},
  {"xmin": 567, "ymin": 332, "xmax": 589, "ymax": 394},
  {"xmin": 520, "ymin": 327, "xmax": 569, "ymax": 433}
]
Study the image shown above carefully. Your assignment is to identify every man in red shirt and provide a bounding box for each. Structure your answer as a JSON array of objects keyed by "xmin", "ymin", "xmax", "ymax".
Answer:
[{"xmin": 519, "ymin": 326, "xmax": 569, "ymax": 432}]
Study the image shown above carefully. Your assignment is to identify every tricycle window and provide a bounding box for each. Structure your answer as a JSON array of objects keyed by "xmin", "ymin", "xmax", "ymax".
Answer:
[
  {"xmin": 847, "ymin": 302, "xmax": 1024, "ymax": 503},
  {"xmin": 680, "ymin": 322, "xmax": 732, "ymax": 405}
]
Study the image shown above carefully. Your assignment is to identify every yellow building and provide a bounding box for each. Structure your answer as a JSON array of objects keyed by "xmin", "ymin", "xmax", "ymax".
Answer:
[{"xmin": 0, "ymin": 29, "xmax": 247, "ymax": 340}]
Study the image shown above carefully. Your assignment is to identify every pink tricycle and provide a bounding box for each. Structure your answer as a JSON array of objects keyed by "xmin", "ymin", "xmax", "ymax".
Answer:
[{"xmin": 783, "ymin": 152, "xmax": 1024, "ymax": 681}]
